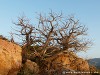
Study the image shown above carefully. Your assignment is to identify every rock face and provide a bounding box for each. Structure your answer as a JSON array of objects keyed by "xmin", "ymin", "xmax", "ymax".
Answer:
[
  {"xmin": 45, "ymin": 52, "xmax": 90, "ymax": 75},
  {"xmin": 17, "ymin": 52, "xmax": 90, "ymax": 75},
  {"xmin": 0, "ymin": 39, "xmax": 22, "ymax": 75},
  {"xmin": 18, "ymin": 59, "xmax": 39, "ymax": 75}
]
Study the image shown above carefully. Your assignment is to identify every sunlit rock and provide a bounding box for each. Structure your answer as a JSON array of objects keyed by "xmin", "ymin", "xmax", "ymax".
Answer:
[{"xmin": 0, "ymin": 38, "xmax": 22, "ymax": 75}]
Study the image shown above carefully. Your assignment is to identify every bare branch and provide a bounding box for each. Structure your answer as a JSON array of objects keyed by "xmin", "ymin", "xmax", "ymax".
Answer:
[{"xmin": 14, "ymin": 12, "xmax": 92, "ymax": 58}]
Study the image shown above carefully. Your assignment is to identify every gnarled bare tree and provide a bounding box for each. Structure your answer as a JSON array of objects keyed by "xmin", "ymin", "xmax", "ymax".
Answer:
[
  {"xmin": 14, "ymin": 17, "xmax": 35, "ymax": 46},
  {"xmin": 35, "ymin": 12, "xmax": 91, "ymax": 57},
  {"xmin": 14, "ymin": 12, "xmax": 91, "ymax": 59}
]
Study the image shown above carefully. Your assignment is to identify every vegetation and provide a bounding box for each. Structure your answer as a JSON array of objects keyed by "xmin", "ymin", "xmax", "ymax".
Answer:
[
  {"xmin": 0, "ymin": 35, "xmax": 8, "ymax": 41},
  {"xmin": 13, "ymin": 11, "xmax": 92, "ymax": 75},
  {"xmin": 14, "ymin": 12, "xmax": 91, "ymax": 55}
]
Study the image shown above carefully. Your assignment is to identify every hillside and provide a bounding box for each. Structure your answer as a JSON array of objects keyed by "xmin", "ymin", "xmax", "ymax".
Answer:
[{"xmin": 88, "ymin": 58, "xmax": 100, "ymax": 69}]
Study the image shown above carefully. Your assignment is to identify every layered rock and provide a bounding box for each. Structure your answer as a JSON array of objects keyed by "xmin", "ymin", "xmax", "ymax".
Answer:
[
  {"xmin": 17, "ymin": 51, "xmax": 90, "ymax": 75},
  {"xmin": 44, "ymin": 52, "xmax": 90, "ymax": 75},
  {"xmin": 0, "ymin": 38, "xmax": 22, "ymax": 75}
]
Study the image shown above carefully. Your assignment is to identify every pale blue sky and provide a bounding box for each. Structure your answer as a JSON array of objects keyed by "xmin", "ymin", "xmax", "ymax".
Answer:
[{"xmin": 0, "ymin": 0, "xmax": 100, "ymax": 58}]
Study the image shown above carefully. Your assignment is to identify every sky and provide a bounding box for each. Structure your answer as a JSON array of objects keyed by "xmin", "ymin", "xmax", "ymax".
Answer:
[{"xmin": 0, "ymin": 0, "xmax": 100, "ymax": 59}]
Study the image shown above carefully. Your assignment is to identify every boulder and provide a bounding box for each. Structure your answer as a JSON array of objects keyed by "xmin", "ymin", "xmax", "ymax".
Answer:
[
  {"xmin": 0, "ymin": 39, "xmax": 22, "ymax": 75},
  {"xmin": 45, "ymin": 52, "xmax": 90, "ymax": 75},
  {"xmin": 18, "ymin": 59, "xmax": 39, "ymax": 75}
]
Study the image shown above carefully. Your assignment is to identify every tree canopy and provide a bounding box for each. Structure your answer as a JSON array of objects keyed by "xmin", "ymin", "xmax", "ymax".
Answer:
[{"xmin": 13, "ymin": 12, "xmax": 91, "ymax": 58}]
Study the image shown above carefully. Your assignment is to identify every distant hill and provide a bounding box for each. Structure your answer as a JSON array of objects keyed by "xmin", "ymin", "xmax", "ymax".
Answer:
[{"xmin": 88, "ymin": 58, "xmax": 100, "ymax": 69}]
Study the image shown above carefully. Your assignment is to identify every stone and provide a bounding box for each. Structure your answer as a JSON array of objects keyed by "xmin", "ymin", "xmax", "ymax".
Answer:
[
  {"xmin": 20, "ymin": 59, "xmax": 39, "ymax": 75},
  {"xmin": 45, "ymin": 52, "xmax": 90, "ymax": 75},
  {"xmin": 0, "ymin": 39, "xmax": 22, "ymax": 75}
]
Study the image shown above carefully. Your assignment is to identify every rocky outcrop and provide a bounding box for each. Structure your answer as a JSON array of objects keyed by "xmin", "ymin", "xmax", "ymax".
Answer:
[
  {"xmin": 17, "ymin": 52, "xmax": 90, "ymax": 75},
  {"xmin": 45, "ymin": 52, "xmax": 90, "ymax": 75},
  {"xmin": 18, "ymin": 59, "xmax": 39, "ymax": 75},
  {"xmin": 0, "ymin": 36, "xmax": 91, "ymax": 75},
  {"xmin": 0, "ymin": 38, "xmax": 22, "ymax": 75}
]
